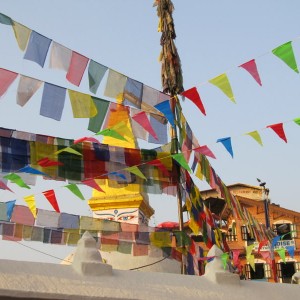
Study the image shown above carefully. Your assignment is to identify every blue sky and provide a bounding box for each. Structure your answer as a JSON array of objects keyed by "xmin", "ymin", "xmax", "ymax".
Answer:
[{"xmin": 0, "ymin": 0, "xmax": 300, "ymax": 262}]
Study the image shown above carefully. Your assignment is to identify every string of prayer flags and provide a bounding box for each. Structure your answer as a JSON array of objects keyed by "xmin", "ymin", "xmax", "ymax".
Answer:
[
  {"xmin": 217, "ymin": 137, "xmax": 234, "ymax": 158},
  {"xmin": 17, "ymin": 75, "xmax": 42, "ymax": 107},
  {"xmin": 88, "ymin": 60, "xmax": 108, "ymax": 94},
  {"xmin": 23, "ymin": 194, "xmax": 37, "ymax": 218},
  {"xmin": 193, "ymin": 145, "xmax": 216, "ymax": 159},
  {"xmin": 209, "ymin": 73, "xmax": 235, "ymax": 103},
  {"xmin": 49, "ymin": 41, "xmax": 72, "ymax": 72},
  {"xmin": 181, "ymin": 87, "xmax": 206, "ymax": 116},
  {"xmin": 154, "ymin": 100, "xmax": 175, "ymax": 127},
  {"xmin": 266, "ymin": 123, "xmax": 287, "ymax": 143},
  {"xmin": 0, "ymin": 68, "xmax": 18, "ymax": 97},
  {"xmin": 3, "ymin": 173, "xmax": 31, "ymax": 189},
  {"xmin": 66, "ymin": 51, "xmax": 89, "ymax": 86},
  {"xmin": 12, "ymin": 21, "xmax": 31, "ymax": 51},
  {"xmin": 239, "ymin": 59, "xmax": 262, "ymax": 86},
  {"xmin": 81, "ymin": 178, "xmax": 105, "ymax": 193},
  {"xmin": 42, "ymin": 189, "xmax": 60, "ymax": 213},
  {"xmin": 272, "ymin": 41, "xmax": 299, "ymax": 73},
  {"xmin": 40, "ymin": 83, "xmax": 66, "ymax": 121},
  {"xmin": 68, "ymin": 90, "xmax": 97, "ymax": 118},
  {"xmin": 132, "ymin": 111, "xmax": 158, "ymax": 140},
  {"xmin": 245, "ymin": 130, "xmax": 263, "ymax": 146},
  {"xmin": 172, "ymin": 153, "xmax": 191, "ymax": 173},
  {"xmin": 0, "ymin": 12, "xmax": 13, "ymax": 25},
  {"xmin": 276, "ymin": 248, "xmax": 286, "ymax": 263},
  {"xmin": 124, "ymin": 166, "xmax": 147, "ymax": 180},
  {"xmin": 0, "ymin": 180, "xmax": 14, "ymax": 192},
  {"xmin": 24, "ymin": 31, "xmax": 52, "ymax": 67},
  {"xmin": 64, "ymin": 184, "xmax": 85, "ymax": 200}
]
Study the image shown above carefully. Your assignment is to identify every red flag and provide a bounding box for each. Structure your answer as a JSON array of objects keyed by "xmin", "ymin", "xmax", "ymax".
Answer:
[
  {"xmin": 66, "ymin": 51, "xmax": 89, "ymax": 86},
  {"xmin": 181, "ymin": 87, "xmax": 206, "ymax": 115},
  {"xmin": 0, "ymin": 180, "xmax": 13, "ymax": 193},
  {"xmin": 132, "ymin": 111, "xmax": 158, "ymax": 140},
  {"xmin": 267, "ymin": 123, "xmax": 287, "ymax": 143},
  {"xmin": 37, "ymin": 157, "xmax": 63, "ymax": 167},
  {"xmin": 73, "ymin": 136, "xmax": 100, "ymax": 144},
  {"xmin": 0, "ymin": 68, "xmax": 18, "ymax": 97},
  {"xmin": 239, "ymin": 59, "xmax": 262, "ymax": 86},
  {"xmin": 82, "ymin": 178, "xmax": 105, "ymax": 193},
  {"xmin": 147, "ymin": 159, "xmax": 169, "ymax": 176},
  {"xmin": 193, "ymin": 145, "xmax": 216, "ymax": 159},
  {"xmin": 258, "ymin": 239, "xmax": 268, "ymax": 253},
  {"xmin": 42, "ymin": 189, "xmax": 60, "ymax": 212}
]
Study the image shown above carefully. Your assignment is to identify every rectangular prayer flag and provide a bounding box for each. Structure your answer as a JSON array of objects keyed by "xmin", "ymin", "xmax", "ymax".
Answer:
[
  {"xmin": 88, "ymin": 60, "xmax": 108, "ymax": 94},
  {"xmin": 104, "ymin": 69, "xmax": 127, "ymax": 99},
  {"xmin": 66, "ymin": 51, "xmax": 89, "ymax": 86},
  {"xmin": 12, "ymin": 21, "xmax": 31, "ymax": 51},
  {"xmin": 68, "ymin": 90, "xmax": 97, "ymax": 118},
  {"xmin": 0, "ymin": 68, "xmax": 18, "ymax": 98},
  {"xmin": 49, "ymin": 41, "xmax": 72, "ymax": 71},
  {"xmin": 88, "ymin": 97, "xmax": 110, "ymax": 133}
]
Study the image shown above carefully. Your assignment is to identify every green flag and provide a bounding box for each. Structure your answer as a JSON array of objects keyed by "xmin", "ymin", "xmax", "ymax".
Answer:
[
  {"xmin": 221, "ymin": 252, "xmax": 229, "ymax": 270},
  {"xmin": 3, "ymin": 173, "xmax": 30, "ymax": 189},
  {"xmin": 172, "ymin": 153, "xmax": 191, "ymax": 173},
  {"xmin": 276, "ymin": 248, "xmax": 286, "ymax": 263},
  {"xmin": 96, "ymin": 128, "xmax": 127, "ymax": 141},
  {"xmin": 0, "ymin": 13, "xmax": 13, "ymax": 25},
  {"xmin": 124, "ymin": 166, "xmax": 147, "ymax": 179},
  {"xmin": 65, "ymin": 184, "xmax": 85, "ymax": 200},
  {"xmin": 272, "ymin": 41, "xmax": 299, "ymax": 73},
  {"xmin": 293, "ymin": 117, "xmax": 300, "ymax": 126}
]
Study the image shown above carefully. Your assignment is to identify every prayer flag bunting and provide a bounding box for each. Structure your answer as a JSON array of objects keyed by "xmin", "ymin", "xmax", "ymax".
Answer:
[
  {"xmin": 276, "ymin": 248, "xmax": 286, "ymax": 263},
  {"xmin": 23, "ymin": 194, "xmax": 37, "ymax": 218},
  {"xmin": 18, "ymin": 165, "xmax": 48, "ymax": 176},
  {"xmin": 124, "ymin": 166, "xmax": 147, "ymax": 180},
  {"xmin": 12, "ymin": 21, "xmax": 31, "ymax": 51},
  {"xmin": 82, "ymin": 179, "xmax": 105, "ymax": 193},
  {"xmin": 293, "ymin": 117, "xmax": 300, "ymax": 126},
  {"xmin": 17, "ymin": 75, "xmax": 42, "ymax": 107},
  {"xmin": 37, "ymin": 157, "xmax": 63, "ymax": 167},
  {"xmin": 0, "ymin": 180, "xmax": 13, "ymax": 192},
  {"xmin": 68, "ymin": 90, "xmax": 97, "ymax": 118},
  {"xmin": 24, "ymin": 31, "xmax": 52, "ymax": 67},
  {"xmin": 88, "ymin": 60, "xmax": 108, "ymax": 94},
  {"xmin": 217, "ymin": 137, "xmax": 234, "ymax": 158},
  {"xmin": 66, "ymin": 51, "xmax": 89, "ymax": 86},
  {"xmin": 172, "ymin": 153, "xmax": 191, "ymax": 173},
  {"xmin": 193, "ymin": 145, "xmax": 216, "ymax": 159},
  {"xmin": 42, "ymin": 189, "xmax": 60, "ymax": 213},
  {"xmin": 49, "ymin": 41, "xmax": 72, "ymax": 71},
  {"xmin": 181, "ymin": 87, "xmax": 206, "ymax": 115},
  {"xmin": 96, "ymin": 128, "xmax": 127, "ymax": 141},
  {"xmin": 54, "ymin": 147, "xmax": 82, "ymax": 156},
  {"xmin": 3, "ymin": 173, "xmax": 31, "ymax": 189},
  {"xmin": 0, "ymin": 12, "xmax": 13, "ymax": 25},
  {"xmin": 272, "ymin": 41, "xmax": 299, "ymax": 73},
  {"xmin": 154, "ymin": 100, "xmax": 175, "ymax": 127},
  {"xmin": 209, "ymin": 73, "xmax": 235, "ymax": 103},
  {"xmin": 0, "ymin": 68, "xmax": 18, "ymax": 97},
  {"xmin": 239, "ymin": 59, "xmax": 262, "ymax": 86},
  {"xmin": 64, "ymin": 184, "xmax": 85, "ymax": 200},
  {"xmin": 266, "ymin": 123, "xmax": 287, "ymax": 143},
  {"xmin": 132, "ymin": 111, "xmax": 158, "ymax": 140},
  {"xmin": 245, "ymin": 130, "xmax": 263, "ymax": 146}
]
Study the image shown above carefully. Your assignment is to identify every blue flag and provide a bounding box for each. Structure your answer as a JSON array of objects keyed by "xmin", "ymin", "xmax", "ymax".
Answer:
[{"xmin": 217, "ymin": 137, "xmax": 233, "ymax": 158}]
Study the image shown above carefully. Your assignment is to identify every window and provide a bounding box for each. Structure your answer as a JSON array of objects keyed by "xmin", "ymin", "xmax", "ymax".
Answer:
[
  {"xmin": 276, "ymin": 262, "xmax": 296, "ymax": 283},
  {"xmin": 295, "ymin": 262, "xmax": 300, "ymax": 273},
  {"xmin": 245, "ymin": 263, "xmax": 270, "ymax": 280},
  {"xmin": 241, "ymin": 225, "xmax": 255, "ymax": 241},
  {"xmin": 273, "ymin": 223, "xmax": 296, "ymax": 240}
]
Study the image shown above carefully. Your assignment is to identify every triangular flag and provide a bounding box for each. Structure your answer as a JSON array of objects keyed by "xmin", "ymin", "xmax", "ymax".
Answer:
[
  {"xmin": 54, "ymin": 147, "xmax": 82, "ymax": 156},
  {"xmin": 0, "ymin": 180, "xmax": 14, "ymax": 193},
  {"xmin": 73, "ymin": 137, "xmax": 100, "ymax": 144},
  {"xmin": 154, "ymin": 100, "xmax": 175, "ymax": 127},
  {"xmin": 245, "ymin": 130, "xmax": 263, "ymax": 146},
  {"xmin": 23, "ymin": 194, "xmax": 37, "ymax": 218},
  {"xmin": 0, "ymin": 68, "xmax": 18, "ymax": 97},
  {"xmin": 221, "ymin": 252, "xmax": 229, "ymax": 270},
  {"xmin": 276, "ymin": 248, "xmax": 286, "ymax": 263},
  {"xmin": 247, "ymin": 254, "xmax": 255, "ymax": 271},
  {"xmin": 209, "ymin": 73, "xmax": 235, "ymax": 103},
  {"xmin": 42, "ymin": 189, "xmax": 60, "ymax": 213},
  {"xmin": 82, "ymin": 179, "xmax": 105, "ymax": 193},
  {"xmin": 147, "ymin": 159, "xmax": 169, "ymax": 176},
  {"xmin": 18, "ymin": 165, "xmax": 48, "ymax": 176},
  {"xmin": 217, "ymin": 137, "xmax": 234, "ymax": 158},
  {"xmin": 181, "ymin": 87, "xmax": 206, "ymax": 115},
  {"xmin": 271, "ymin": 236, "xmax": 280, "ymax": 248},
  {"xmin": 272, "ymin": 41, "xmax": 299, "ymax": 73},
  {"xmin": 232, "ymin": 249, "xmax": 240, "ymax": 266},
  {"xmin": 124, "ymin": 166, "xmax": 147, "ymax": 179},
  {"xmin": 17, "ymin": 75, "xmax": 42, "ymax": 107},
  {"xmin": 258, "ymin": 239, "xmax": 269, "ymax": 253},
  {"xmin": 108, "ymin": 172, "xmax": 127, "ymax": 180},
  {"xmin": 96, "ymin": 128, "xmax": 127, "ymax": 141},
  {"xmin": 3, "ymin": 173, "xmax": 31, "ymax": 189},
  {"xmin": 195, "ymin": 162, "xmax": 203, "ymax": 180},
  {"xmin": 172, "ymin": 153, "xmax": 191, "ymax": 173},
  {"xmin": 12, "ymin": 21, "xmax": 31, "ymax": 51},
  {"xmin": 246, "ymin": 244, "xmax": 254, "ymax": 258},
  {"xmin": 132, "ymin": 111, "xmax": 158, "ymax": 140},
  {"xmin": 193, "ymin": 145, "xmax": 216, "ymax": 159},
  {"xmin": 286, "ymin": 246, "xmax": 295, "ymax": 258},
  {"xmin": 68, "ymin": 90, "xmax": 97, "ymax": 118},
  {"xmin": 64, "ymin": 184, "xmax": 85, "ymax": 200},
  {"xmin": 6, "ymin": 200, "xmax": 16, "ymax": 220},
  {"xmin": 267, "ymin": 123, "xmax": 287, "ymax": 143},
  {"xmin": 37, "ymin": 157, "xmax": 63, "ymax": 167},
  {"xmin": 239, "ymin": 59, "xmax": 262, "ymax": 86},
  {"xmin": 293, "ymin": 117, "xmax": 300, "ymax": 126}
]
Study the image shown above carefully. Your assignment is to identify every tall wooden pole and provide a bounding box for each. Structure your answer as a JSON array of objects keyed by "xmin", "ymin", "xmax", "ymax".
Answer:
[{"xmin": 155, "ymin": 0, "xmax": 185, "ymax": 274}]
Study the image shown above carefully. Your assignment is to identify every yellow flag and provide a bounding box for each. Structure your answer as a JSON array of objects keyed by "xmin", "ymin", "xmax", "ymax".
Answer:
[
  {"xmin": 209, "ymin": 73, "xmax": 235, "ymax": 103},
  {"xmin": 125, "ymin": 166, "xmax": 146, "ymax": 180},
  {"xmin": 54, "ymin": 147, "xmax": 82, "ymax": 156},
  {"xmin": 247, "ymin": 254, "xmax": 255, "ymax": 271},
  {"xmin": 195, "ymin": 162, "xmax": 203, "ymax": 180},
  {"xmin": 68, "ymin": 90, "xmax": 97, "ymax": 118},
  {"xmin": 150, "ymin": 232, "xmax": 172, "ymax": 248},
  {"xmin": 24, "ymin": 195, "xmax": 37, "ymax": 218},
  {"xmin": 12, "ymin": 21, "xmax": 31, "ymax": 51},
  {"xmin": 245, "ymin": 130, "xmax": 263, "ymax": 146},
  {"xmin": 189, "ymin": 217, "xmax": 200, "ymax": 235}
]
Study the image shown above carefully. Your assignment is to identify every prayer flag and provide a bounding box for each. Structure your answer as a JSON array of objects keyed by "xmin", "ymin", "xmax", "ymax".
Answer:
[
  {"xmin": 294, "ymin": 117, "xmax": 300, "ymax": 126},
  {"xmin": 68, "ymin": 90, "xmax": 97, "ymax": 118},
  {"xmin": 17, "ymin": 75, "xmax": 42, "ymax": 106},
  {"xmin": 37, "ymin": 157, "xmax": 63, "ymax": 167},
  {"xmin": 221, "ymin": 252, "xmax": 229, "ymax": 270},
  {"xmin": 12, "ymin": 21, "xmax": 31, "ymax": 51},
  {"xmin": 82, "ymin": 178, "xmax": 105, "ymax": 193},
  {"xmin": 209, "ymin": 73, "xmax": 235, "ymax": 103},
  {"xmin": 24, "ymin": 31, "xmax": 52, "ymax": 67},
  {"xmin": 42, "ymin": 189, "xmax": 60, "ymax": 213},
  {"xmin": 73, "ymin": 137, "xmax": 100, "ymax": 144},
  {"xmin": 6, "ymin": 200, "xmax": 16, "ymax": 220},
  {"xmin": 54, "ymin": 147, "xmax": 82, "ymax": 156},
  {"xmin": 23, "ymin": 194, "xmax": 37, "ymax": 218},
  {"xmin": 3, "ymin": 173, "xmax": 31, "ymax": 189},
  {"xmin": 125, "ymin": 166, "xmax": 147, "ymax": 179},
  {"xmin": 266, "ymin": 123, "xmax": 287, "ymax": 143},
  {"xmin": 276, "ymin": 248, "xmax": 286, "ymax": 263},
  {"xmin": 88, "ymin": 97, "xmax": 110, "ymax": 133},
  {"xmin": 0, "ymin": 68, "xmax": 18, "ymax": 97},
  {"xmin": 104, "ymin": 69, "xmax": 127, "ymax": 99},
  {"xmin": 49, "ymin": 41, "xmax": 72, "ymax": 71},
  {"xmin": 18, "ymin": 165, "xmax": 47, "ymax": 176},
  {"xmin": 172, "ymin": 153, "xmax": 191, "ymax": 173},
  {"xmin": 66, "ymin": 51, "xmax": 89, "ymax": 86},
  {"xmin": 96, "ymin": 127, "xmax": 127, "ymax": 141},
  {"xmin": 271, "ymin": 236, "xmax": 280, "ymax": 248},
  {"xmin": 64, "ymin": 184, "xmax": 85, "ymax": 200},
  {"xmin": 217, "ymin": 137, "xmax": 234, "ymax": 158},
  {"xmin": 181, "ymin": 87, "xmax": 206, "ymax": 115},
  {"xmin": 147, "ymin": 159, "xmax": 169, "ymax": 176},
  {"xmin": 132, "ymin": 111, "xmax": 158, "ymax": 140},
  {"xmin": 193, "ymin": 145, "xmax": 216, "ymax": 159},
  {"xmin": 286, "ymin": 246, "xmax": 295, "ymax": 258},
  {"xmin": 245, "ymin": 130, "xmax": 263, "ymax": 146},
  {"xmin": 239, "ymin": 59, "xmax": 262, "ymax": 86},
  {"xmin": 272, "ymin": 41, "xmax": 299, "ymax": 73},
  {"xmin": 154, "ymin": 100, "xmax": 175, "ymax": 128},
  {"xmin": 0, "ymin": 12, "xmax": 13, "ymax": 25},
  {"xmin": 88, "ymin": 60, "xmax": 108, "ymax": 94},
  {"xmin": 0, "ymin": 180, "xmax": 13, "ymax": 192},
  {"xmin": 258, "ymin": 239, "xmax": 268, "ymax": 253},
  {"xmin": 123, "ymin": 78, "xmax": 143, "ymax": 108}
]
